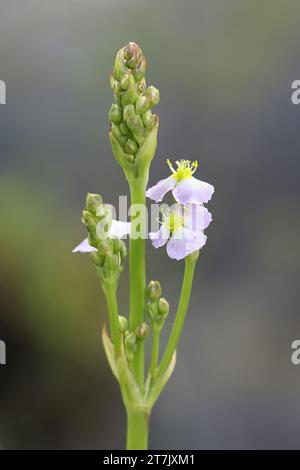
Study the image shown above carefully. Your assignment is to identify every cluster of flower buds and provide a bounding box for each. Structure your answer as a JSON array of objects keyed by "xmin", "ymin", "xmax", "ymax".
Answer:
[
  {"xmin": 145, "ymin": 281, "xmax": 169, "ymax": 331},
  {"xmin": 81, "ymin": 193, "xmax": 127, "ymax": 285},
  {"xmin": 109, "ymin": 42, "xmax": 160, "ymax": 165},
  {"xmin": 123, "ymin": 321, "xmax": 150, "ymax": 362}
]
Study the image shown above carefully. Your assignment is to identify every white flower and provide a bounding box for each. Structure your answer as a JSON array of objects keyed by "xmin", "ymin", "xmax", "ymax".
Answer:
[
  {"xmin": 149, "ymin": 204, "xmax": 212, "ymax": 260},
  {"xmin": 146, "ymin": 159, "xmax": 214, "ymax": 204},
  {"xmin": 73, "ymin": 220, "xmax": 130, "ymax": 253}
]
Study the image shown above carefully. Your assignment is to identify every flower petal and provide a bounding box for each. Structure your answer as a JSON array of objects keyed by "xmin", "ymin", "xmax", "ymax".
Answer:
[
  {"xmin": 149, "ymin": 225, "xmax": 170, "ymax": 248},
  {"xmin": 72, "ymin": 238, "xmax": 96, "ymax": 253},
  {"xmin": 166, "ymin": 228, "xmax": 207, "ymax": 260},
  {"xmin": 146, "ymin": 176, "xmax": 176, "ymax": 202},
  {"xmin": 173, "ymin": 176, "xmax": 214, "ymax": 204},
  {"xmin": 109, "ymin": 219, "xmax": 131, "ymax": 238},
  {"xmin": 183, "ymin": 204, "xmax": 212, "ymax": 232}
]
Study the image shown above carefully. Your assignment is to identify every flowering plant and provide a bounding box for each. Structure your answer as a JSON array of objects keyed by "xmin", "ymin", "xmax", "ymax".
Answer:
[{"xmin": 73, "ymin": 42, "xmax": 214, "ymax": 449}]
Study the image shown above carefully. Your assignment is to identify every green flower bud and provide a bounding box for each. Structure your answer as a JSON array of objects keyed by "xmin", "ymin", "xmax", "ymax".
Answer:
[
  {"xmin": 119, "ymin": 122, "xmax": 130, "ymax": 136},
  {"xmin": 110, "ymin": 122, "xmax": 127, "ymax": 145},
  {"xmin": 90, "ymin": 251, "xmax": 104, "ymax": 267},
  {"xmin": 98, "ymin": 239, "xmax": 114, "ymax": 256},
  {"xmin": 86, "ymin": 193, "xmax": 103, "ymax": 215},
  {"xmin": 158, "ymin": 297, "xmax": 169, "ymax": 316},
  {"xmin": 127, "ymin": 115, "xmax": 144, "ymax": 145},
  {"xmin": 146, "ymin": 301, "xmax": 158, "ymax": 321},
  {"xmin": 120, "ymin": 74, "xmax": 130, "ymax": 90},
  {"xmin": 124, "ymin": 42, "xmax": 142, "ymax": 69},
  {"xmin": 135, "ymin": 322, "xmax": 150, "ymax": 340},
  {"xmin": 142, "ymin": 110, "xmax": 155, "ymax": 130},
  {"xmin": 125, "ymin": 138, "xmax": 138, "ymax": 154},
  {"xmin": 124, "ymin": 332, "xmax": 137, "ymax": 361},
  {"xmin": 145, "ymin": 86, "xmax": 160, "ymax": 108},
  {"xmin": 135, "ymin": 95, "xmax": 150, "ymax": 115},
  {"xmin": 118, "ymin": 315, "xmax": 128, "ymax": 332},
  {"xmin": 133, "ymin": 57, "xmax": 146, "ymax": 83},
  {"xmin": 146, "ymin": 280, "xmax": 162, "ymax": 300},
  {"xmin": 121, "ymin": 76, "xmax": 139, "ymax": 106},
  {"xmin": 124, "ymin": 153, "xmax": 135, "ymax": 163},
  {"xmin": 109, "ymin": 104, "xmax": 122, "ymax": 124},
  {"xmin": 123, "ymin": 104, "xmax": 136, "ymax": 121}
]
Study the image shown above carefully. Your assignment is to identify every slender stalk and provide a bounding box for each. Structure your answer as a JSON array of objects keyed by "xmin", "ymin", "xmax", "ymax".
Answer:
[
  {"xmin": 150, "ymin": 328, "xmax": 160, "ymax": 378},
  {"xmin": 102, "ymin": 282, "xmax": 120, "ymax": 354},
  {"xmin": 156, "ymin": 255, "xmax": 197, "ymax": 380},
  {"xmin": 129, "ymin": 179, "xmax": 147, "ymax": 389},
  {"xmin": 126, "ymin": 408, "xmax": 150, "ymax": 450}
]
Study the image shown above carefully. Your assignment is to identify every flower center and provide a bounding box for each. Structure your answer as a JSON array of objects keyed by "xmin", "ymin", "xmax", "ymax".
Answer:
[
  {"xmin": 167, "ymin": 159, "xmax": 198, "ymax": 182},
  {"xmin": 162, "ymin": 210, "xmax": 184, "ymax": 234}
]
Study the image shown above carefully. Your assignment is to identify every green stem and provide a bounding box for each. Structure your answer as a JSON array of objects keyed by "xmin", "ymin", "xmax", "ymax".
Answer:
[
  {"xmin": 126, "ymin": 408, "xmax": 150, "ymax": 450},
  {"xmin": 150, "ymin": 328, "xmax": 160, "ymax": 378},
  {"xmin": 156, "ymin": 254, "xmax": 197, "ymax": 380},
  {"xmin": 129, "ymin": 179, "xmax": 147, "ymax": 389},
  {"xmin": 102, "ymin": 282, "xmax": 120, "ymax": 355}
]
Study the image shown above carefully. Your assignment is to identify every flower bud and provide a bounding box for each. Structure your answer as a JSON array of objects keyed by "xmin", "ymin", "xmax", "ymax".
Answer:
[
  {"xmin": 135, "ymin": 322, "xmax": 150, "ymax": 340},
  {"xmin": 120, "ymin": 74, "xmax": 130, "ymax": 90},
  {"xmin": 145, "ymin": 86, "xmax": 160, "ymax": 107},
  {"xmin": 123, "ymin": 104, "xmax": 136, "ymax": 121},
  {"xmin": 146, "ymin": 301, "xmax": 158, "ymax": 321},
  {"xmin": 125, "ymin": 138, "xmax": 138, "ymax": 154},
  {"xmin": 86, "ymin": 193, "xmax": 103, "ymax": 215},
  {"xmin": 142, "ymin": 110, "xmax": 155, "ymax": 130},
  {"xmin": 135, "ymin": 95, "xmax": 150, "ymax": 115},
  {"xmin": 109, "ymin": 104, "xmax": 122, "ymax": 124},
  {"xmin": 118, "ymin": 315, "xmax": 128, "ymax": 332},
  {"xmin": 124, "ymin": 42, "xmax": 142, "ymax": 69},
  {"xmin": 133, "ymin": 57, "xmax": 146, "ymax": 83},
  {"xmin": 90, "ymin": 251, "xmax": 104, "ymax": 267},
  {"xmin": 146, "ymin": 280, "xmax": 162, "ymax": 300},
  {"xmin": 158, "ymin": 297, "xmax": 169, "ymax": 316},
  {"xmin": 124, "ymin": 332, "xmax": 137, "ymax": 361},
  {"xmin": 119, "ymin": 122, "xmax": 130, "ymax": 136},
  {"xmin": 110, "ymin": 123, "xmax": 127, "ymax": 145}
]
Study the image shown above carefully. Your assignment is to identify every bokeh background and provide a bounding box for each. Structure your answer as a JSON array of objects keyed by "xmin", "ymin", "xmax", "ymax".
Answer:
[{"xmin": 1, "ymin": 0, "xmax": 300, "ymax": 449}]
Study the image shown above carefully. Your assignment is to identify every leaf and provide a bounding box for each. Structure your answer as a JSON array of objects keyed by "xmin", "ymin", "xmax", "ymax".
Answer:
[
  {"xmin": 101, "ymin": 323, "xmax": 118, "ymax": 380},
  {"xmin": 147, "ymin": 351, "xmax": 177, "ymax": 408}
]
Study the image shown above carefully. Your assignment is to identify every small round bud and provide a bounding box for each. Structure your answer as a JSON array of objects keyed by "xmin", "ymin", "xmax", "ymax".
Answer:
[
  {"xmin": 123, "ymin": 104, "xmax": 136, "ymax": 121},
  {"xmin": 124, "ymin": 153, "xmax": 135, "ymax": 163},
  {"xmin": 124, "ymin": 42, "xmax": 142, "ymax": 69},
  {"xmin": 119, "ymin": 122, "xmax": 130, "ymax": 136},
  {"xmin": 146, "ymin": 280, "xmax": 162, "ymax": 300},
  {"xmin": 145, "ymin": 86, "xmax": 160, "ymax": 107},
  {"xmin": 118, "ymin": 315, "xmax": 128, "ymax": 332},
  {"xmin": 158, "ymin": 297, "xmax": 169, "ymax": 316},
  {"xmin": 120, "ymin": 74, "xmax": 130, "ymax": 90},
  {"xmin": 109, "ymin": 104, "xmax": 122, "ymax": 124},
  {"xmin": 135, "ymin": 95, "xmax": 150, "ymax": 115},
  {"xmin": 136, "ymin": 322, "xmax": 150, "ymax": 340},
  {"xmin": 124, "ymin": 332, "xmax": 137, "ymax": 361},
  {"xmin": 142, "ymin": 110, "xmax": 155, "ymax": 129},
  {"xmin": 86, "ymin": 193, "xmax": 103, "ymax": 215},
  {"xmin": 125, "ymin": 138, "xmax": 138, "ymax": 154},
  {"xmin": 146, "ymin": 301, "xmax": 158, "ymax": 321}
]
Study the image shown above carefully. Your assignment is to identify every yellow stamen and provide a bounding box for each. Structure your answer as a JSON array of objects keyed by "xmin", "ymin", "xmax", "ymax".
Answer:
[{"xmin": 166, "ymin": 159, "xmax": 199, "ymax": 182}]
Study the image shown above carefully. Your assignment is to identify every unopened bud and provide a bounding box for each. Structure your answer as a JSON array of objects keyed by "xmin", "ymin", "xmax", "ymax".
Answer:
[
  {"xmin": 109, "ymin": 104, "xmax": 122, "ymax": 124},
  {"xmin": 123, "ymin": 104, "xmax": 136, "ymax": 121},
  {"xmin": 90, "ymin": 251, "xmax": 104, "ymax": 267},
  {"xmin": 142, "ymin": 110, "xmax": 155, "ymax": 130},
  {"xmin": 120, "ymin": 74, "xmax": 130, "ymax": 90},
  {"xmin": 135, "ymin": 95, "xmax": 150, "ymax": 115},
  {"xmin": 118, "ymin": 315, "xmax": 128, "ymax": 332},
  {"xmin": 146, "ymin": 280, "xmax": 162, "ymax": 300},
  {"xmin": 86, "ymin": 193, "xmax": 103, "ymax": 215},
  {"xmin": 145, "ymin": 86, "xmax": 160, "ymax": 107},
  {"xmin": 125, "ymin": 138, "xmax": 138, "ymax": 154},
  {"xmin": 158, "ymin": 297, "xmax": 169, "ymax": 316},
  {"xmin": 124, "ymin": 332, "xmax": 137, "ymax": 361},
  {"xmin": 136, "ymin": 322, "xmax": 150, "ymax": 340}
]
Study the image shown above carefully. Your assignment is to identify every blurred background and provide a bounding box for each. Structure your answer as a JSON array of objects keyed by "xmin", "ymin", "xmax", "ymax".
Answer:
[{"xmin": 1, "ymin": 0, "xmax": 300, "ymax": 449}]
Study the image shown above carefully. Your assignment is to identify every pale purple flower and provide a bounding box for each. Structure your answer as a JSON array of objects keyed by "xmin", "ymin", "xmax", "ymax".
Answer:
[
  {"xmin": 149, "ymin": 204, "xmax": 212, "ymax": 260},
  {"xmin": 73, "ymin": 219, "xmax": 130, "ymax": 253},
  {"xmin": 146, "ymin": 159, "xmax": 214, "ymax": 204}
]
